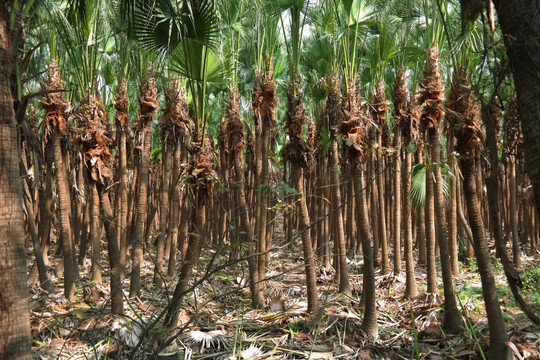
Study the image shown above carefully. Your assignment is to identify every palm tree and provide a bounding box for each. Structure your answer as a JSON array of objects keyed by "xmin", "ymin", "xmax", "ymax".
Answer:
[
  {"xmin": 153, "ymin": 79, "xmax": 181, "ymax": 289},
  {"xmin": 393, "ymin": 65, "xmax": 419, "ymax": 298},
  {"xmin": 129, "ymin": 72, "xmax": 159, "ymax": 298},
  {"xmin": 281, "ymin": 0, "xmax": 319, "ymax": 315},
  {"xmin": 339, "ymin": 78, "xmax": 378, "ymax": 340},
  {"xmin": 447, "ymin": 67, "xmax": 513, "ymax": 360},
  {"xmin": 42, "ymin": 62, "xmax": 79, "ymax": 300},
  {"xmin": 420, "ymin": 46, "xmax": 463, "ymax": 332},
  {"xmin": 327, "ymin": 74, "xmax": 352, "ymax": 296}
]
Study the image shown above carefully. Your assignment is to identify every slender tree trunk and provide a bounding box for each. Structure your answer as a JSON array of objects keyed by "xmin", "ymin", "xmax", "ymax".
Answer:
[
  {"xmin": 129, "ymin": 76, "xmax": 158, "ymax": 298},
  {"xmin": 403, "ymin": 149, "xmax": 418, "ymax": 298},
  {"xmin": 462, "ymin": 156, "xmax": 513, "ymax": 360},
  {"xmin": 393, "ymin": 128, "xmax": 402, "ymax": 274},
  {"xmin": 509, "ymin": 158, "xmax": 522, "ymax": 267},
  {"xmin": 425, "ymin": 144, "xmax": 438, "ymax": 294},
  {"xmin": 165, "ymin": 190, "xmax": 206, "ymax": 330},
  {"xmin": 447, "ymin": 132, "xmax": 459, "ymax": 275},
  {"xmin": 429, "ymin": 129, "xmax": 463, "ymax": 332},
  {"xmin": 154, "ymin": 147, "xmax": 171, "ymax": 288},
  {"xmin": 53, "ymin": 130, "xmax": 79, "ymax": 299},
  {"xmin": 0, "ymin": 15, "xmax": 32, "ymax": 356},
  {"xmin": 290, "ymin": 165, "xmax": 319, "ymax": 314},
  {"xmin": 90, "ymin": 182, "xmax": 102, "ymax": 284},
  {"xmin": 484, "ymin": 101, "xmax": 540, "ymax": 326},
  {"xmin": 115, "ymin": 80, "xmax": 129, "ymax": 280},
  {"xmin": 98, "ymin": 185, "xmax": 124, "ymax": 314},
  {"xmin": 168, "ymin": 144, "xmax": 183, "ymax": 275},
  {"xmin": 355, "ymin": 167, "xmax": 378, "ymax": 339},
  {"xmin": 330, "ymin": 135, "xmax": 351, "ymax": 296}
]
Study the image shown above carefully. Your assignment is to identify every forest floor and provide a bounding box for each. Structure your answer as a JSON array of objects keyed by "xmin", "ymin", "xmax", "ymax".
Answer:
[{"xmin": 30, "ymin": 217, "xmax": 540, "ymax": 359}]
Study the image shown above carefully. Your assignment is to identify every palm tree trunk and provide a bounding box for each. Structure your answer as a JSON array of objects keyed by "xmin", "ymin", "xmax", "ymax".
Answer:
[
  {"xmin": 429, "ymin": 128, "xmax": 463, "ymax": 333},
  {"xmin": 154, "ymin": 146, "xmax": 171, "ymax": 288},
  {"xmin": 165, "ymin": 189, "xmax": 207, "ymax": 330},
  {"xmin": 90, "ymin": 181, "xmax": 102, "ymax": 284},
  {"xmin": 330, "ymin": 135, "xmax": 351, "ymax": 296},
  {"xmin": 403, "ymin": 148, "xmax": 418, "ymax": 298},
  {"xmin": 53, "ymin": 129, "xmax": 79, "ymax": 299},
  {"xmin": 447, "ymin": 132, "xmax": 459, "ymax": 275},
  {"xmin": 0, "ymin": 14, "xmax": 32, "ymax": 356},
  {"xmin": 98, "ymin": 185, "xmax": 124, "ymax": 314},
  {"xmin": 462, "ymin": 156, "xmax": 513, "ymax": 360},
  {"xmin": 129, "ymin": 76, "xmax": 158, "ymax": 298},
  {"xmin": 424, "ymin": 144, "xmax": 438, "ymax": 294},
  {"xmin": 290, "ymin": 164, "xmax": 319, "ymax": 314},
  {"xmin": 355, "ymin": 166, "xmax": 378, "ymax": 339},
  {"xmin": 393, "ymin": 128, "xmax": 402, "ymax": 274},
  {"xmin": 114, "ymin": 80, "xmax": 129, "ymax": 280},
  {"xmin": 509, "ymin": 158, "xmax": 521, "ymax": 267}
]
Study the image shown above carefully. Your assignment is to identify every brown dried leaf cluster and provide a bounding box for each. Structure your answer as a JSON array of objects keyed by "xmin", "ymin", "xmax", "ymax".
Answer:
[
  {"xmin": 338, "ymin": 79, "xmax": 368, "ymax": 163},
  {"xmin": 191, "ymin": 135, "xmax": 217, "ymax": 196},
  {"xmin": 327, "ymin": 74, "xmax": 343, "ymax": 129},
  {"xmin": 135, "ymin": 76, "xmax": 159, "ymax": 132},
  {"xmin": 419, "ymin": 47, "xmax": 445, "ymax": 134},
  {"xmin": 253, "ymin": 59, "xmax": 278, "ymax": 131},
  {"xmin": 283, "ymin": 138, "xmax": 310, "ymax": 169},
  {"xmin": 392, "ymin": 67, "xmax": 408, "ymax": 131},
  {"xmin": 285, "ymin": 78, "xmax": 305, "ymax": 140},
  {"xmin": 446, "ymin": 69, "xmax": 484, "ymax": 156},
  {"xmin": 114, "ymin": 79, "xmax": 129, "ymax": 131},
  {"xmin": 76, "ymin": 94, "xmax": 114, "ymax": 186},
  {"xmin": 370, "ymin": 79, "xmax": 391, "ymax": 147},
  {"xmin": 226, "ymin": 88, "xmax": 244, "ymax": 156},
  {"xmin": 161, "ymin": 81, "xmax": 194, "ymax": 149},
  {"xmin": 41, "ymin": 61, "xmax": 69, "ymax": 140}
]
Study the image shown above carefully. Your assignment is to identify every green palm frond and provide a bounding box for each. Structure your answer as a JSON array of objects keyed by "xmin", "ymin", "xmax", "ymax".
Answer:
[
  {"xmin": 410, "ymin": 162, "xmax": 453, "ymax": 208},
  {"xmin": 122, "ymin": 0, "xmax": 218, "ymax": 55},
  {"xmin": 170, "ymin": 39, "xmax": 227, "ymax": 83}
]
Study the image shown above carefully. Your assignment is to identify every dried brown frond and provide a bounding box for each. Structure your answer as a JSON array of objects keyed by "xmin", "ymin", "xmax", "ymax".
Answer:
[
  {"xmin": 114, "ymin": 79, "xmax": 129, "ymax": 131},
  {"xmin": 252, "ymin": 69, "xmax": 263, "ymax": 132},
  {"xmin": 419, "ymin": 47, "xmax": 445, "ymax": 134},
  {"xmin": 446, "ymin": 69, "xmax": 484, "ymax": 156},
  {"xmin": 282, "ymin": 138, "xmax": 309, "ymax": 168},
  {"xmin": 285, "ymin": 77, "xmax": 305, "ymax": 139},
  {"xmin": 226, "ymin": 87, "xmax": 245, "ymax": 156},
  {"xmin": 339, "ymin": 78, "xmax": 368, "ymax": 163},
  {"xmin": 305, "ymin": 117, "xmax": 315, "ymax": 173},
  {"xmin": 135, "ymin": 75, "xmax": 158, "ymax": 132},
  {"xmin": 245, "ymin": 129, "xmax": 255, "ymax": 168},
  {"xmin": 191, "ymin": 134, "xmax": 217, "ymax": 196},
  {"xmin": 160, "ymin": 79, "xmax": 189, "ymax": 150},
  {"xmin": 41, "ymin": 61, "xmax": 69, "ymax": 139},
  {"xmin": 253, "ymin": 59, "xmax": 278, "ymax": 135},
  {"xmin": 177, "ymin": 86, "xmax": 194, "ymax": 147},
  {"xmin": 307, "ymin": 117, "xmax": 316, "ymax": 149},
  {"xmin": 327, "ymin": 73, "xmax": 343, "ymax": 129},
  {"xmin": 261, "ymin": 59, "xmax": 278, "ymax": 129},
  {"xmin": 217, "ymin": 117, "xmax": 228, "ymax": 156},
  {"xmin": 393, "ymin": 66, "xmax": 408, "ymax": 131},
  {"xmin": 75, "ymin": 91, "xmax": 115, "ymax": 185},
  {"xmin": 370, "ymin": 79, "xmax": 391, "ymax": 147}
]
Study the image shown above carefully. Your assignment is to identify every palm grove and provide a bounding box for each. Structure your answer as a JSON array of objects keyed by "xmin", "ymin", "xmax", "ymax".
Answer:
[{"xmin": 1, "ymin": 0, "xmax": 540, "ymax": 359}]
